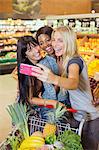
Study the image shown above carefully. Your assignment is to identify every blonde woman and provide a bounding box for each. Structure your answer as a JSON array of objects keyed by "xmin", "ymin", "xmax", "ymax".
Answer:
[{"xmin": 32, "ymin": 26, "xmax": 99, "ymax": 150}]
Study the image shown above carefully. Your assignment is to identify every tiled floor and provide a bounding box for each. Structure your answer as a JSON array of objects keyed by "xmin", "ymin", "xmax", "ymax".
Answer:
[{"xmin": 0, "ymin": 74, "xmax": 17, "ymax": 142}]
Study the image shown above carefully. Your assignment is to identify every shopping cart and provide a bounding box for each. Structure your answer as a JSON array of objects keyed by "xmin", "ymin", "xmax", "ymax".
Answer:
[
  {"xmin": 28, "ymin": 104, "xmax": 87, "ymax": 137},
  {"xmin": 0, "ymin": 127, "xmax": 19, "ymax": 150},
  {"xmin": 29, "ymin": 116, "xmax": 85, "ymax": 136},
  {"xmin": 0, "ymin": 105, "xmax": 87, "ymax": 150}
]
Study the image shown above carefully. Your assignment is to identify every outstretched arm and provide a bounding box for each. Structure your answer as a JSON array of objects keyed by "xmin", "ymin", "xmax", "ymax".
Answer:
[{"xmin": 31, "ymin": 63, "xmax": 80, "ymax": 90}]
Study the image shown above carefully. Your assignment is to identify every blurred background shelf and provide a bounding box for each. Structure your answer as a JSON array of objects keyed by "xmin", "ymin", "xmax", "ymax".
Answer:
[
  {"xmin": 0, "ymin": 62, "xmax": 17, "ymax": 75},
  {"xmin": 79, "ymin": 52, "xmax": 99, "ymax": 57}
]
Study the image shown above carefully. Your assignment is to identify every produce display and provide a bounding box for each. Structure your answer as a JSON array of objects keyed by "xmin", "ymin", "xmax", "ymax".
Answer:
[
  {"xmin": 0, "ymin": 29, "xmax": 33, "ymax": 74},
  {"xmin": 77, "ymin": 37, "xmax": 99, "ymax": 54},
  {"xmin": 0, "ymin": 31, "xmax": 32, "ymax": 39},
  {"xmin": 79, "ymin": 55, "xmax": 99, "ymax": 79},
  {"xmin": 77, "ymin": 35, "xmax": 99, "ymax": 77},
  {"xmin": 0, "ymin": 38, "xmax": 17, "ymax": 45},
  {"xmin": 0, "ymin": 52, "xmax": 17, "ymax": 63},
  {"xmin": 88, "ymin": 59, "xmax": 99, "ymax": 77},
  {"xmin": 81, "ymin": 54, "xmax": 90, "ymax": 62},
  {"xmin": 0, "ymin": 45, "xmax": 17, "ymax": 51}
]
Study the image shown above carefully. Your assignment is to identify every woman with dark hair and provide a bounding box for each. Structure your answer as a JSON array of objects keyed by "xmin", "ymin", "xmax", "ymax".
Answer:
[
  {"xmin": 36, "ymin": 26, "xmax": 53, "ymax": 41},
  {"xmin": 17, "ymin": 35, "xmax": 66, "ymax": 118},
  {"xmin": 17, "ymin": 36, "xmax": 42, "ymax": 104},
  {"xmin": 36, "ymin": 26, "xmax": 54, "ymax": 56},
  {"xmin": 35, "ymin": 26, "xmax": 70, "ymax": 118}
]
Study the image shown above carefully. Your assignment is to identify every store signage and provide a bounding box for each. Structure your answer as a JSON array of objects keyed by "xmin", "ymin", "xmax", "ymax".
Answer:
[{"xmin": 41, "ymin": 0, "xmax": 91, "ymax": 15}]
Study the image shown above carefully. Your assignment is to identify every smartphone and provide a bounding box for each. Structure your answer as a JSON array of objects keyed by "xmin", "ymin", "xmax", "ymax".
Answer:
[{"xmin": 20, "ymin": 63, "xmax": 41, "ymax": 76}]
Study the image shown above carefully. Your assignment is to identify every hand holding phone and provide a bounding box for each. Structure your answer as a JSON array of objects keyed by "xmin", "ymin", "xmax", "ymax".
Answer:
[{"xmin": 20, "ymin": 63, "xmax": 42, "ymax": 76}]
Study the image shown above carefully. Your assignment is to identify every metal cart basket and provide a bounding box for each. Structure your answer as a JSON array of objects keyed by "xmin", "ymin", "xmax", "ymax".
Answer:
[{"xmin": 29, "ymin": 116, "xmax": 86, "ymax": 136}]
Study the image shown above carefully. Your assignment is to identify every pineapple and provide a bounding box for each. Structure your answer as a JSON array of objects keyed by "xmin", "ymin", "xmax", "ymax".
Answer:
[{"xmin": 43, "ymin": 103, "xmax": 66, "ymax": 138}]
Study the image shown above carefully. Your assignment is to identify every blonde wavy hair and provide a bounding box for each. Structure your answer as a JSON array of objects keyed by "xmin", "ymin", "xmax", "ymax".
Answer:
[{"xmin": 52, "ymin": 26, "xmax": 79, "ymax": 77}]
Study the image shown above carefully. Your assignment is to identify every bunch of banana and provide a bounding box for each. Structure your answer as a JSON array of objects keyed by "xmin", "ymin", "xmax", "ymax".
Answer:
[{"xmin": 19, "ymin": 135, "xmax": 45, "ymax": 150}]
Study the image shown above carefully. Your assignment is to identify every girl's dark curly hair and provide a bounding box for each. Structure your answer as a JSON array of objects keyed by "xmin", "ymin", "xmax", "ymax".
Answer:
[{"xmin": 36, "ymin": 26, "xmax": 53, "ymax": 43}]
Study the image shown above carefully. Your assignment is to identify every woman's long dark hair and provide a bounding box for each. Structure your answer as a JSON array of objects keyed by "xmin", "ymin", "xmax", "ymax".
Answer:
[{"xmin": 17, "ymin": 36, "xmax": 42, "ymax": 104}]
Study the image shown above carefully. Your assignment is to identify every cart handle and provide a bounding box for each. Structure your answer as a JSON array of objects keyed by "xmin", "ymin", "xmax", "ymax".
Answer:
[
  {"xmin": 67, "ymin": 108, "xmax": 77, "ymax": 113},
  {"xmin": 38, "ymin": 104, "xmax": 77, "ymax": 113}
]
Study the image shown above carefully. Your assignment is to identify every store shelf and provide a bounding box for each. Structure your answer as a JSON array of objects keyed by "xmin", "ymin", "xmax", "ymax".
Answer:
[
  {"xmin": 0, "ymin": 49, "xmax": 16, "ymax": 53},
  {"xmin": 77, "ymin": 33, "xmax": 99, "ymax": 38},
  {"xmin": 79, "ymin": 51, "xmax": 94, "ymax": 55},
  {"xmin": 79, "ymin": 51, "xmax": 99, "ymax": 57},
  {"xmin": 0, "ymin": 62, "xmax": 17, "ymax": 75},
  {"xmin": 0, "ymin": 43, "xmax": 17, "ymax": 46},
  {"xmin": 46, "ymin": 13, "xmax": 99, "ymax": 20}
]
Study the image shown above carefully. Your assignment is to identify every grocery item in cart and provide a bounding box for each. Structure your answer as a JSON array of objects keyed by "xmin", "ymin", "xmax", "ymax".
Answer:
[{"xmin": 43, "ymin": 103, "xmax": 66, "ymax": 138}]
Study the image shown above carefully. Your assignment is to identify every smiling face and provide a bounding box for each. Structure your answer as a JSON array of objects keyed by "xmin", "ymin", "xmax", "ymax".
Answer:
[
  {"xmin": 52, "ymin": 31, "xmax": 65, "ymax": 57},
  {"xmin": 38, "ymin": 34, "xmax": 54, "ymax": 56},
  {"xmin": 26, "ymin": 43, "xmax": 41, "ymax": 64}
]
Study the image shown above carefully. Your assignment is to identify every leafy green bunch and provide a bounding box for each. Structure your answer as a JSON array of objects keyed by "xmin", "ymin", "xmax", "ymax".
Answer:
[{"xmin": 57, "ymin": 130, "xmax": 84, "ymax": 150}]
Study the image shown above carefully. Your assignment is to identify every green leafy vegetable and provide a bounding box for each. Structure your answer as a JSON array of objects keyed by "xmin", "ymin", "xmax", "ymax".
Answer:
[
  {"xmin": 6, "ymin": 102, "xmax": 30, "ymax": 139},
  {"xmin": 57, "ymin": 130, "xmax": 83, "ymax": 150}
]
